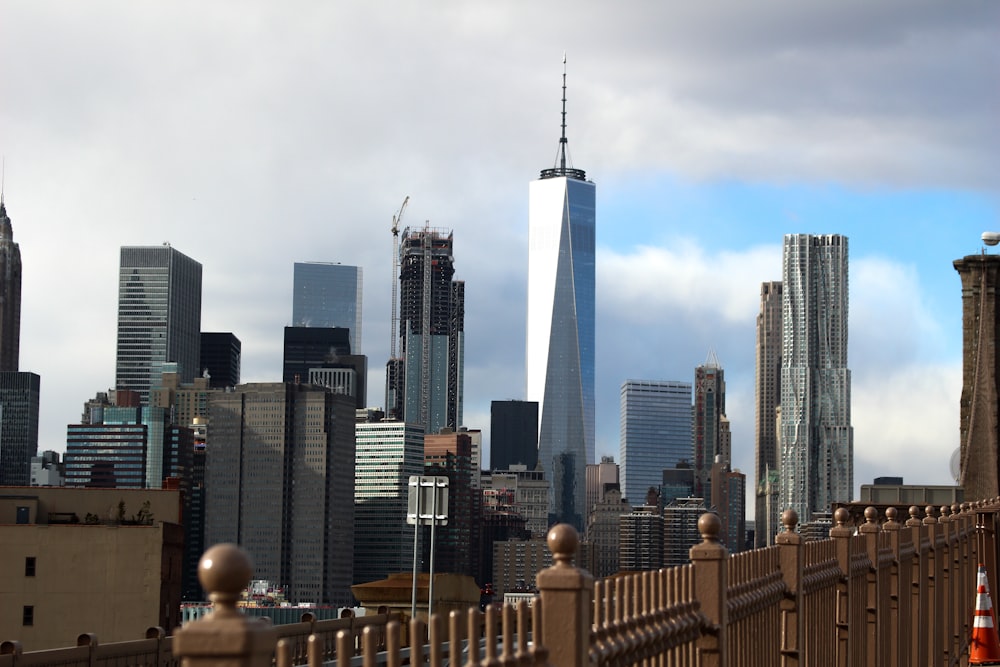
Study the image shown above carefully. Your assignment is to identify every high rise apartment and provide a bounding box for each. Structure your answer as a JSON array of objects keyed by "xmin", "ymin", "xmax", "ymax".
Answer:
[
  {"xmin": 693, "ymin": 353, "xmax": 726, "ymax": 499},
  {"xmin": 954, "ymin": 253, "xmax": 1000, "ymax": 499},
  {"xmin": 585, "ymin": 455, "xmax": 619, "ymax": 520},
  {"xmin": 387, "ymin": 228, "xmax": 464, "ymax": 434},
  {"xmin": 205, "ymin": 383, "xmax": 356, "ymax": 604},
  {"xmin": 619, "ymin": 380, "xmax": 692, "ymax": 505},
  {"xmin": 354, "ymin": 421, "xmax": 424, "ymax": 585},
  {"xmin": 292, "ymin": 262, "xmax": 363, "ymax": 352},
  {"xmin": 0, "ymin": 196, "xmax": 21, "ymax": 373},
  {"xmin": 754, "ymin": 281, "xmax": 782, "ymax": 546},
  {"xmin": 115, "ymin": 245, "xmax": 202, "ymax": 401},
  {"xmin": 526, "ymin": 63, "xmax": 595, "ymax": 530},
  {"xmin": 779, "ymin": 234, "xmax": 852, "ymax": 520}
]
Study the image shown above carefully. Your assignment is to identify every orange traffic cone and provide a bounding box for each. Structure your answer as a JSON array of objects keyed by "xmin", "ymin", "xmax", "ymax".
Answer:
[
  {"xmin": 971, "ymin": 576, "xmax": 1000, "ymax": 665},
  {"xmin": 981, "ymin": 564, "xmax": 998, "ymax": 631}
]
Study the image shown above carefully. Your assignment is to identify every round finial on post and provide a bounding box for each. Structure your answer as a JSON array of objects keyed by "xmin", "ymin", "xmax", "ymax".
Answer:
[
  {"xmin": 546, "ymin": 523, "xmax": 579, "ymax": 567},
  {"xmin": 834, "ymin": 507, "xmax": 850, "ymax": 527},
  {"xmin": 864, "ymin": 506, "xmax": 877, "ymax": 524},
  {"xmin": 781, "ymin": 509, "xmax": 799, "ymax": 532},
  {"xmin": 698, "ymin": 512, "xmax": 722, "ymax": 543},
  {"xmin": 940, "ymin": 505, "xmax": 951, "ymax": 519},
  {"xmin": 885, "ymin": 506, "xmax": 897, "ymax": 523},
  {"xmin": 198, "ymin": 544, "xmax": 253, "ymax": 618}
]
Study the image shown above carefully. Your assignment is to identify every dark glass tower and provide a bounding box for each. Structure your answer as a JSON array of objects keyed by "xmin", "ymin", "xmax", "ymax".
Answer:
[
  {"xmin": 0, "ymin": 372, "xmax": 40, "ymax": 486},
  {"xmin": 292, "ymin": 262, "xmax": 363, "ymax": 352},
  {"xmin": 0, "ymin": 195, "xmax": 22, "ymax": 373},
  {"xmin": 115, "ymin": 246, "xmax": 203, "ymax": 401},
  {"xmin": 490, "ymin": 400, "xmax": 539, "ymax": 471},
  {"xmin": 388, "ymin": 228, "xmax": 464, "ymax": 434},
  {"xmin": 200, "ymin": 332, "xmax": 242, "ymax": 388}
]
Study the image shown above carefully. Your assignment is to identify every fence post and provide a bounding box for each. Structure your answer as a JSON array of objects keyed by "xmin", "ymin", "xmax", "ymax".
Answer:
[
  {"xmin": 776, "ymin": 509, "xmax": 802, "ymax": 667},
  {"xmin": 537, "ymin": 523, "xmax": 593, "ymax": 667},
  {"xmin": 905, "ymin": 506, "xmax": 928, "ymax": 667},
  {"xmin": 690, "ymin": 512, "xmax": 728, "ymax": 667},
  {"xmin": 858, "ymin": 507, "xmax": 880, "ymax": 667},
  {"xmin": 830, "ymin": 507, "xmax": 853, "ymax": 667},
  {"xmin": 173, "ymin": 544, "xmax": 276, "ymax": 667},
  {"xmin": 924, "ymin": 505, "xmax": 943, "ymax": 665},
  {"xmin": 882, "ymin": 507, "xmax": 909, "ymax": 667}
]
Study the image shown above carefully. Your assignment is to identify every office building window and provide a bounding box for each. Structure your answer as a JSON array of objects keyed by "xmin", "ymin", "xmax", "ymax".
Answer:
[
  {"xmin": 23, "ymin": 606, "xmax": 33, "ymax": 626},
  {"xmin": 25, "ymin": 556, "xmax": 35, "ymax": 577}
]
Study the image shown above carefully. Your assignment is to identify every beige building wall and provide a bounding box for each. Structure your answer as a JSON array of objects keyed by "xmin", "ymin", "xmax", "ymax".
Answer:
[{"xmin": 0, "ymin": 487, "xmax": 183, "ymax": 651}]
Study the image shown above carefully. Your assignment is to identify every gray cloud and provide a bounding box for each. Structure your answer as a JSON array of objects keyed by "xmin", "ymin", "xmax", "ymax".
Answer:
[{"xmin": 1, "ymin": 1, "xmax": 995, "ymax": 503}]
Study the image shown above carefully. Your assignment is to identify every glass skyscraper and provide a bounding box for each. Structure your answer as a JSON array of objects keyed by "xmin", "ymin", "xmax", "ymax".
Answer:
[
  {"xmin": 779, "ymin": 234, "xmax": 852, "ymax": 521},
  {"xmin": 619, "ymin": 380, "xmax": 693, "ymax": 505},
  {"xmin": 115, "ymin": 246, "xmax": 202, "ymax": 401},
  {"xmin": 292, "ymin": 262, "xmax": 363, "ymax": 353},
  {"xmin": 526, "ymin": 63, "xmax": 595, "ymax": 529},
  {"xmin": 353, "ymin": 421, "xmax": 424, "ymax": 585}
]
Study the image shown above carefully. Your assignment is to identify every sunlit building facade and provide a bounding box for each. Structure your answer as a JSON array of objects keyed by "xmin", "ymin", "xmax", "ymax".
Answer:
[
  {"xmin": 115, "ymin": 246, "xmax": 202, "ymax": 401},
  {"xmin": 779, "ymin": 234, "xmax": 852, "ymax": 520},
  {"xmin": 526, "ymin": 69, "xmax": 595, "ymax": 529},
  {"xmin": 619, "ymin": 380, "xmax": 692, "ymax": 505}
]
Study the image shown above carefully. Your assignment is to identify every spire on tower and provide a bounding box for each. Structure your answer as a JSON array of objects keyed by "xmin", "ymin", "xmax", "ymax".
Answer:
[{"xmin": 540, "ymin": 54, "xmax": 586, "ymax": 181}]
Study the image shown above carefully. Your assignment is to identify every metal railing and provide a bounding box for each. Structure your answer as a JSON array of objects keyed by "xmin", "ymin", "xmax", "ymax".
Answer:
[{"xmin": 4, "ymin": 498, "xmax": 999, "ymax": 667}]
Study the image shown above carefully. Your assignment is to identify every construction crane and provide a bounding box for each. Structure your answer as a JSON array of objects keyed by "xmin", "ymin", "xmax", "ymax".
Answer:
[{"xmin": 389, "ymin": 196, "xmax": 409, "ymax": 362}]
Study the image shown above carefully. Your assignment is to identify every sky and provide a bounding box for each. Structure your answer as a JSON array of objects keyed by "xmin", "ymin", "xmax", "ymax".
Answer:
[{"xmin": 1, "ymin": 2, "xmax": 998, "ymax": 510}]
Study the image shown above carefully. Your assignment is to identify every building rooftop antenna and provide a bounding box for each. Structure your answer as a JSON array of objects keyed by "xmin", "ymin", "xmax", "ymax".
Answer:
[{"xmin": 540, "ymin": 54, "xmax": 586, "ymax": 181}]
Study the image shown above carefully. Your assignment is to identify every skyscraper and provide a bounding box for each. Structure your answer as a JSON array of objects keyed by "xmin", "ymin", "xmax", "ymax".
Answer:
[
  {"xmin": 619, "ymin": 380, "xmax": 692, "ymax": 505},
  {"xmin": 116, "ymin": 246, "xmax": 202, "ymax": 401},
  {"xmin": 0, "ymin": 195, "xmax": 22, "ymax": 373},
  {"xmin": 0, "ymin": 372, "xmax": 40, "ymax": 486},
  {"xmin": 354, "ymin": 421, "xmax": 424, "ymax": 585},
  {"xmin": 526, "ymin": 61, "xmax": 595, "ymax": 529},
  {"xmin": 754, "ymin": 281, "xmax": 782, "ymax": 547},
  {"xmin": 779, "ymin": 234, "xmax": 852, "ymax": 520},
  {"xmin": 199, "ymin": 332, "xmax": 241, "ymax": 388},
  {"xmin": 387, "ymin": 227, "xmax": 464, "ymax": 434},
  {"xmin": 490, "ymin": 400, "xmax": 539, "ymax": 471},
  {"xmin": 205, "ymin": 383, "xmax": 356, "ymax": 604},
  {"xmin": 953, "ymin": 253, "xmax": 1000, "ymax": 499},
  {"xmin": 693, "ymin": 352, "xmax": 726, "ymax": 499},
  {"xmin": 292, "ymin": 262, "xmax": 363, "ymax": 353}
]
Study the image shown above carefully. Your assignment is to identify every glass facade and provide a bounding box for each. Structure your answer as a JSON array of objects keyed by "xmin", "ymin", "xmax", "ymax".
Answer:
[
  {"xmin": 619, "ymin": 380, "xmax": 693, "ymax": 505},
  {"xmin": 115, "ymin": 246, "xmax": 202, "ymax": 401},
  {"xmin": 780, "ymin": 234, "xmax": 852, "ymax": 520},
  {"xmin": 0, "ymin": 372, "xmax": 40, "ymax": 486},
  {"xmin": 353, "ymin": 421, "xmax": 424, "ymax": 585},
  {"xmin": 527, "ymin": 175, "xmax": 596, "ymax": 529},
  {"xmin": 291, "ymin": 262, "xmax": 363, "ymax": 353}
]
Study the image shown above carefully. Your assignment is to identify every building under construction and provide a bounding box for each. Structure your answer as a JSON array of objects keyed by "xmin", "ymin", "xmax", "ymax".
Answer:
[
  {"xmin": 954, "ymin": 252, "xmax": 1000, "ymax": 500},
  {"xmin": 386, "ymin": 226, "xmax": 464, "ymax": 434}
]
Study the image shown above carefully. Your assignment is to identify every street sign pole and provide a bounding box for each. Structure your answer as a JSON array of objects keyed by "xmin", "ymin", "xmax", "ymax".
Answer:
[{"xmin": 407, "ymin": 475, "xmax": 449, "ymax": 621}]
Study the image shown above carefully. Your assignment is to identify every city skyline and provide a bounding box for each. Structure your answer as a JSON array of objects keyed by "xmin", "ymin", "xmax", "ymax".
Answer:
[{"xmin": 1, "ymin": 3, "xmax": 997, "ymax": 507}]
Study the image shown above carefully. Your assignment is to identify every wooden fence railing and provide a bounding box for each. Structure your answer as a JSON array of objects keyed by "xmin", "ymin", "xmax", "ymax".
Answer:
[{"xmin": 3, "ymin": 498, "xmax": 998, "ymax": 667}]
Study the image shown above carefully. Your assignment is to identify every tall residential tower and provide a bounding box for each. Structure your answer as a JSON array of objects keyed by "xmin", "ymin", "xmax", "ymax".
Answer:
[
  {"xmin": 779, "ymin": 234, "xmax": 852, "ymax": 520},
  {"xmin": 754, "ymin": 281, "xmax": 782, "ymax": 546},
  {"xmin": 387, "ymin": 227, "xmax": 464, "ymax": 434},
  {"xmin": 116, "ymin": 246, "xmax": 202, "ymax": 401},
  {"xmin": 526, "ymin": 60, "xmax": 595, "ymax": 529}
]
